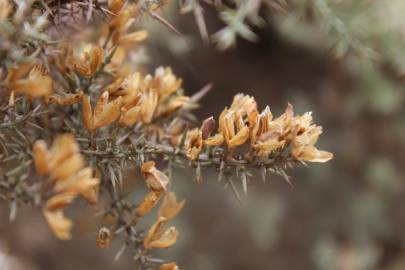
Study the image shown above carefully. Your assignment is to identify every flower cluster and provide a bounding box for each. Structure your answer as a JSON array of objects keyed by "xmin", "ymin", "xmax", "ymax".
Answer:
[
  {"xmin": 138, "ymin": 162, "xmax": 185, "ymax": 252},
  {"xmin": 185, "ymin": 94, "xmax": 333, "ymax": 163},
  {"xmin": 79, "ymin": 66, "xmax": 189, "ymax": 132},
  {"xmin": 33, "ymin": 134, "xmax": 100, "ymax": 240}
]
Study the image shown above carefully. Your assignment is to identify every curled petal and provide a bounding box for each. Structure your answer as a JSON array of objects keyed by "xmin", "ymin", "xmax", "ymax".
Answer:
[
  {"xmin": 93, "ymin": 96, "xmax": 123, "ymax": 129},
  {"xmin": 228, "ymin": 126, "xmax": 249, "ymax": 148},
  {"xmin": 43, "ymin": 210, "xmax": 73, "ymax": 240},
  {"xmin": 45, "ymin": 193, "xmax": 77, "ymax": 211},
  {"xmin": 160, "ymin": 262, "xmax": 179, "ymax": 270},
  {"xmin": 185, "ymin": 128, "xmax": 203, "ymax": 161},
  {"xmin": 50, "ymin": 154, "xmax": 84, "ymax": 182},
  {"xmin": 33, "ymin": 140, "xmax": 50, "ymax": 176},
  {"xmin": 158, "ymin": 192, "xmax": 185, "ymax": 221},
  {"xmin": 145, "ymin": 226, "xmax": 179, "ymax": 249},
  {"xmin": 292, "ymin": 145, "xmax": 333, "ymax": 163},
  {"xmin": 200, "ymin": 117, "xmax": 216, "ymax": 140},
  {"xmin": 204, "ymin": 133, "xmax": 224, "ymax": 146},
  {"xmin": 135, "ymin": 191, "xmax": 163, "ymax": 218},
  {"xmin": 119, "ymin": 30, "xmax": 148, "ymax": 46},
  {"xmin": 46, "ymin": 91, "xmax": 84, "ymax": 106},
  {"xmin": 82, "ymin": 95, "xmax": 94, "ymax": 131},
  {"xmin": 54, "ymin": 167, "xmax": 99, "ymax": 195},
  {"xmin": 141, "ymin": 161, "xmax": 170, "ymax": 192},
  {"xmin": 119, "ymin": 106, "xmax": 141, "ymax": 126},
  {"xmin": 48, "ymin": 134, "xmax": 79, "ymax": 170},
  {"xmin": 140, "ymin": 89, "xmax": 158, "ymax": 123}
]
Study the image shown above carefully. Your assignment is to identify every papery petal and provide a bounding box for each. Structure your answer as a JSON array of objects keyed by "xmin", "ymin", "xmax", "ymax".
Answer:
[
  {"xmin": 33, "ymin": 140, "xmax": 50, "ymax": 176},
  {"xmin": 43, "ymin": 210, "xmax": 73, "ymax": 240}
]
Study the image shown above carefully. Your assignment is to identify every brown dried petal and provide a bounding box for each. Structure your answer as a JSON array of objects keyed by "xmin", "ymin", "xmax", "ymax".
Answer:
[{"xmin": 158, "ymin": 192, "xmax": 185, "ymax": 221}]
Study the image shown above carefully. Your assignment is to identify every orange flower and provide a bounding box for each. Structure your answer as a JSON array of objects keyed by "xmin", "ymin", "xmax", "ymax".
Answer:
[
  {"xmin": 45, "ymin": 193, "xmax": 77, "ymax": 211},
  {"xmin": 144, "ymin": 217, "xmax": 179, "ymax": 249},
  {"xmin": 219, "ymin": 108, "xmax": 250, "ymax": 149},
  {"xmin": 158, "ymin": 192, "xmax": 185, "ymax": 221},
  {"xmin": 73, "ymin": 45, "xmax": 104, "ymax": 77},
  {"xmin": 7, "ymin": 64, "xmax": 53, "ymax": 98},
  {"xmin": 135, "ymin": 191, "xmax": 163, "ymax": 218},
  {"xmin": 82, "ymin": 92, "xmax": 123, "ymax": 132},
  {"xmin": 184, "ymin": 128, "xmax": 203, "ymax": 161},
  {"xmin": 33, "ymin": 134, "xmax": 101, "ymax": 240},
  {"xmin": 43, "ymin": 210, "xmax": 73, "ymax": 240},
  {"xmin": 141, "ymin": 161, "xmax": 170, "ymax": 192},
  {"xmin": 45, "ymin": 91, "xmax": 84, "ymax": 106},
  {"xmin": 160, "ymin": 262, "xmax": 180, "ymax": 270}
]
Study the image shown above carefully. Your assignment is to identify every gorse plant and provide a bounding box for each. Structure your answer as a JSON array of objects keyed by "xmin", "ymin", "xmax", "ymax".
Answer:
[{"xmin": 0, "ymin": 1, "xmax": 333, "ymax": 269}]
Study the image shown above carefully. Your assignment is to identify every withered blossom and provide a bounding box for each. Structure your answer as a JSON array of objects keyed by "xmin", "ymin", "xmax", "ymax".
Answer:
[
  {"xmin": 82, "ymin": 92, "xmax": 123, "ymax": 132},
  {"xmin": 158, "ymin": 192, "xmax": 185, "ymax": 221},
  {"xmin": 43, "ymin": 210, "xmax": 73, "ymax": 240},
  {"xmin": 160, "ymin": 262, "xmax": 180, "ymax": 270},
  {"xmin": 45, "ymin": 91, "xmax": 84, "ymax": 106},
  {"xmin": 182, "ymin": 93, "xmax": 333, "ymax": 163},
  {"xmin": 72, "ymin": 45, "xmax": 104, "ymax": 77},
  {"xmin": 135, "ymin": 191, "xmax": 163, "ymax": 218},
  {"xmin": 33, "ymin": 134, "xmax": 100, "ymax": 240},
  {"xmin": 7, "ymin": 64, "xmax": 53, "ymax": 98},
  {"xmin": 96, "ymin": 227, "xmax": 112, "ymax": 249},
  {"xmin": 144, "ymin": 217, "xmax": 179, "ymax": 249},
  {"xmin": 141, "ymin": 161, "xmax": 170, "ymax": 192},
  {"xmin": 184, "ymin": 128, "xmax": 203, "ymax": 161}
]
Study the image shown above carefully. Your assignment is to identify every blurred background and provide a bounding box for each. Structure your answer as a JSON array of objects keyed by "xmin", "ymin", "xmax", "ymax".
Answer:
[{"xmin": 2, "ymin": 1, "xmax": 405, "ymax": 269}]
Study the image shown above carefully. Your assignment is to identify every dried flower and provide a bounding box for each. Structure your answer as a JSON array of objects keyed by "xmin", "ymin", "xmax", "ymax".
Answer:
[
  {"xmin": 7, "ymin": 64, "xmax": 53, "ymax": 98},
  {"xmin": 43, "ymin": 210, "xmax": 73, "ymax": 240},
  {"xmin": 184, "ymin": 128, "xmax": 203, "ymax": 160},
  {"xmin": 160, "ymin": 262, "xmax": 180, "ymax": 270},
  {"xmin": 46, "ymin": 91, "xmax": 84, "ymax": 106},
  {"xmin": 82, "ymin": 92, "xmax": 123, "ymax": 132},
  {"xmin": 45, "ymin": 193, "xmax": 77, "ymax": 211},
  {"xmin": 96, "ymin": 227, "xmax": 112, "ymax": 249},
  {"xmin": 135, "ymin": 191, "xmax": 163, "ymax": 218},
  {"xmin": 144, "ymin": 217, "xmax": 179, "ymax": 249},
  {"xmin": 73, "ymin": 45, "xmax": 104, "ymax": 77},
  {"xmin": 33, "ymin": 134, "xmax": 100, "ymax": 240},
  {"xmin": 158, "ymin": 192, "xmax": 185, "ymax": 221},
  {"xmin": 141, "ymin": 161, "xmax": 170, "ymax": 192}
]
